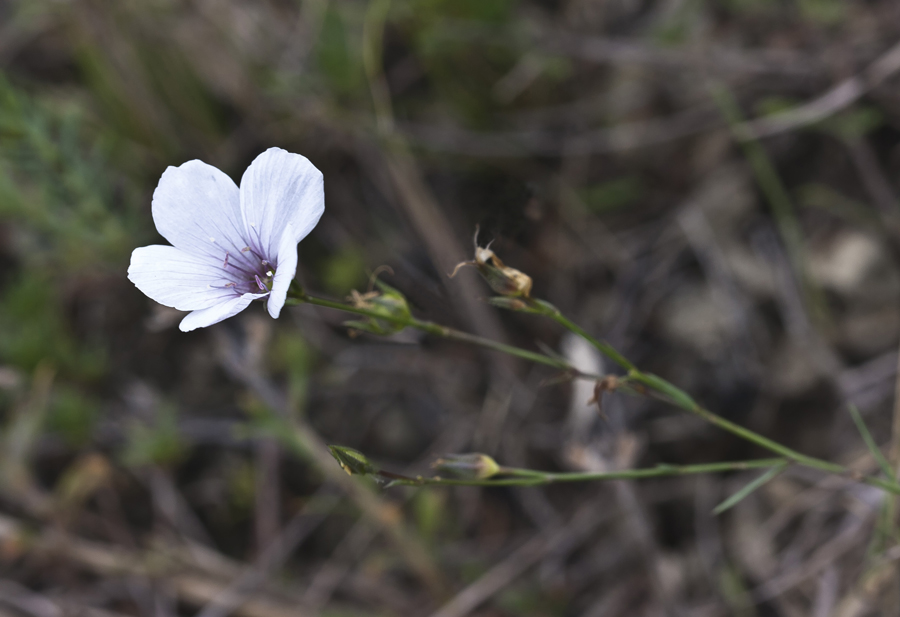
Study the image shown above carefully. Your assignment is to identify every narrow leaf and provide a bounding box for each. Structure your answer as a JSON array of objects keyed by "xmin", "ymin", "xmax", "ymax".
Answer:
[
  {"xmin": 848, "ymin": 404, "xmax": 897, "ymax": 483},
  {"xmin": 713, "ymin": 462, "xmax": 788, "ymax": 515}
]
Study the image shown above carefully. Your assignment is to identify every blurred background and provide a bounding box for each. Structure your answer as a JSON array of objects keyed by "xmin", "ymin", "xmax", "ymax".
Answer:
[{"xmin": 2, "ymin": 0, "xmax": 900, "ymax": 615}]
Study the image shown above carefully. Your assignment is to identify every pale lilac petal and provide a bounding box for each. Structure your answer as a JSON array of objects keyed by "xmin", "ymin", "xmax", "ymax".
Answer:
[
  {"xmin": 128, "ymin": 245, "xmax": 238, "ymax": 311},
  {"xmin": 239, "ymin": 148, "xmax": 324, "ymax": 260},
  {"xmin": 266, "ymin": 225, "xmax": 299, "ymax": 318},
  {"xmin": 152, "ymin": 160, "xmax": 256, "ymax": 269},
  {"xmin": 179, "ymin": 292, "xmax": 267, "ymax": 332}
]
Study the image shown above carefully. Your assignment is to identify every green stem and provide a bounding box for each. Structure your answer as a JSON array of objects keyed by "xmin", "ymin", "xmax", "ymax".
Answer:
[
  {"xmin": 517, "ymin": 298, "xmax": 900, "ymax": 496},
  {"xmin": 287, "ymin": 284, "xmax": 900, "ymax": 497},
  {"xmin": 286, "ymin": 287, "xmax": 597, "ymax": 377},
  {"xmin": 387, "ymin": 458, "xmax": 788, "ymax": 487},
  {"xmin": 526, "ymin": 299, "xmax": 635, "ymax": 371}
]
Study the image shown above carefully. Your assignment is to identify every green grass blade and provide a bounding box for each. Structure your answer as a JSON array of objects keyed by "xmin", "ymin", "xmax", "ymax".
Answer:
[
  {"xmin": 848, "ymin": 404, "xmax": 897, "ymax": 483},
  {"xmin": 713, "ymin": 462, "xmax": 789, "ymax": 515}
]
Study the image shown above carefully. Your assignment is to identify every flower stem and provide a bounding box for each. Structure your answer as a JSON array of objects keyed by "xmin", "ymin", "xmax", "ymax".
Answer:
[
  {"xmin": 525, "ymin": 298, "xmax": 636, "ymax": 371},
  {"xmin": 387, "ymin": 458, "xmax": 788, "ymax": 487},
  {"xmin": 286, "ymin": 284, "xmax": 900, "ymax": 496},
  {"xmin": 286, "ymin": 286, "xmax": 597, "ymax": 378},
  {"xmin": 518, "ymin": 298, "xmax": 900, "ymax": 496}
]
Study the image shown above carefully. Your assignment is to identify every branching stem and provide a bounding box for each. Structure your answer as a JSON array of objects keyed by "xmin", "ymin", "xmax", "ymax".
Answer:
[
  {"xmin": 520, "ymin": 298, "xmax": 900, "ymax": 496},
  {"xmin": 285, "ymin": 283, "xmax": 900, "ymax": 496},
  {"xmin": 286, "ymin": 285, "xmax": 598, "ymax": 378}
]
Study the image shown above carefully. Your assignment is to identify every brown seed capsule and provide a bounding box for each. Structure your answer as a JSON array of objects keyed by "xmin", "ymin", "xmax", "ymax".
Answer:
[{"xmin": 450, "ymin": 230, "xmax": 533, "ymax": 298}]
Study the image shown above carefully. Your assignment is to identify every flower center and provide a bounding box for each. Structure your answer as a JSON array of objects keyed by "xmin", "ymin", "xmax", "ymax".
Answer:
[{"xmin": 210, "ymin": 244, "xmax": 275, "ymax": 295}]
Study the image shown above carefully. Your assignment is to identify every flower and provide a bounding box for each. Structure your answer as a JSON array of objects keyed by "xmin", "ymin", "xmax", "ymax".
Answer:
[{"xmin": 128, "ymin": 147, "xmax": 324, "ymax": 332}]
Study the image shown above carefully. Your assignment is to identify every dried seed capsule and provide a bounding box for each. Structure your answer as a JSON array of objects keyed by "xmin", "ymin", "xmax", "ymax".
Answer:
[{"xmin": 450, "ymin": 230, "xmax": 533, "ymax": 298}]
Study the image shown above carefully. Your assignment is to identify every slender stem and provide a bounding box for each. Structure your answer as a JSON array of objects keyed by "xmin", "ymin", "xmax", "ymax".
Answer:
[
  {"xmin": 518, "ymin": 298, "xmax": 900, "ymax": 496},
  {"xmin": 628, "ymin": 373, "xmax": 843, "ymax": 472},
  {"xmin": 527, "ymin": 299, "xmax": 635, "ymax": 371},
  {"xmin": 387, "ymin": 458, "xmax": 788, "ymax": 487},
  {"xmin": 286, "ymin": 288, "xmax": 599, "ymax": 378},
  {"xmin": 287, "ymin": 285, "xmax": 900, "ymax": 496}
]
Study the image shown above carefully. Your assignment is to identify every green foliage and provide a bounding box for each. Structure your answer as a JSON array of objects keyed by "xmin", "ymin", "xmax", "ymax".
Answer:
[
  {"xmin": 719, "ymin": 0, "xmax": 777, "ymax": 16},
  {"xmin": 405, "ymin": 0, "xmax": 513, "ymax": 23},
  {"xmin": 73, "ymin": 5, "xmax": 229, "ymax": 156},
  {"xmin": 46, "ymin": 386, "xmax": 99, "ymax": 447},
  {"xmin": 797, "ymin": 0, "xmax": 846, "ymax": 25},
  {"xmin": 270, "ymin": 332, "xmax": 315, "ymax": 410},
  {"xmin": 579, "ymin": 177, "xmax": 643, "ymax": 214},
  {"xmin": 0, "ymin": 275, "xmax": 106, "ymax": 379},
  {"xmin": 651, "ymin": 0, "xmax": 706, "ymax": 45},
  {"xmin": 848, "ymin": 405, "xmax": 896, "ymax": 485},
  {"xmin": 121, "ymin": 405, "xmax": 187, "ymax": 468},
  {"xmin": 322, "ymin": 247, "xmax": 368, "ymax": 296},
  {"xmin": 0, "ymin": 75, "xmax": 141, "ymax": 459},
  {"xmin": 227, "ymin": 458, "xmax": 257, "ymax": 513},
  {"xmin": 818, "ymin": 107, "xmax": 884, "ymax": 141},
  {"xmin": 315, "ymin": 5, "xmax": 367, "ymax": 102},
  {"xmin": 754, "ymin": 96, "xmax": 799, "ymax": 118},
  {"xmin": 797, "ymin": 184, "xmax": 881, "ymax": 229},
  {"xmin": 400, "ymin": 1, "xmax": 520, "ymax": 124},
  {"xmin": 496, "ymin": 582, "xmax": 565, "ymax": 616},
  {"xmin": 0, "ymin": 75, "xmax": 143, "ymax": 271},
  {"xmin": 411, "ymin": 488, "xmax": 446, "ymax": 542},
  {"xmin": 718, "ymin": 564, "xmax": 757, "ymax": 617}
]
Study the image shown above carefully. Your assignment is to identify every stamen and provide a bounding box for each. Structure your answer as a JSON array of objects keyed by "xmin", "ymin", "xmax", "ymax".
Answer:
[
  {"xmin": 246, "ymin": 224, "xmax": 266, "ymax": 259},
  {"xmin": 266, "ymin": 270, "xmax": 274, "ymax": 277},
  {"xmin": 255, "ymin": 275, "xmax": 267, "ymax": 291},
  {"xmin": 242, "ymin": 246, "xmax": 263, "ymax": 260},
  {"xmin": 223, "ymin": 252, "xmax": 230, "ymax": 268},
  {"xmin": 224, "ymin": 260, "xmax": 258, "ymax": 278}
]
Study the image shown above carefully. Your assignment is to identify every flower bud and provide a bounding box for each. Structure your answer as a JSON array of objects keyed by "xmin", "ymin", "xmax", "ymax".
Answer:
[
  {"xmin": 344, "ymin": 281, "xmax": 412, "ymax": 335},
  {"xmin": 451, "ymin": 231, "xmax": 533, "ymax": 298},
  {"xmin": 432, "ymin": 453, "xmax": 501, "ymax": 480},
  {"xmin": 487, "ymin": 297, "xmax": 531, "ymax": 312},
  {"xmin": 328, "ymin": 445, "xmax": 378, "ymax": 476}
]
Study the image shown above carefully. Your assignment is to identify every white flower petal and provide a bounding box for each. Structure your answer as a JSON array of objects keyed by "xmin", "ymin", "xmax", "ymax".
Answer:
[
  {"xmin": 239, "ymin": 147, "xmax": 324, "ymax": 260},
  {"xmin": 266, "ymin": 226, "xmax": 299, "ymax": 318},
  {"xmin": 179, "ymin": 292, "xmax": 267, "ymax": 332},
  {"xmin": 152, "ymin": 160, "xmax": 254, "ymax": 266},
  {"xmin": 128, "ymin": 245, "xmax": 238, "ymax": 311}
]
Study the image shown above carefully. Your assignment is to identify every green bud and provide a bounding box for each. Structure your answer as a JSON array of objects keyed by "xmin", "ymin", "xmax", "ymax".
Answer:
[
  {"xmin": 328, "ymin": 445, "xmax": 378, "ymax": 477},
  {"xmin": 432, "ymin": 453, "xmax": 501, "ymax": 480},
  {"xmin": 488, "ymin": 297, "xmax": 535, "ymax": 312},
  {"xmin": 345, "ymin": 282, "xmax": 412, "ymax": 335}
]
